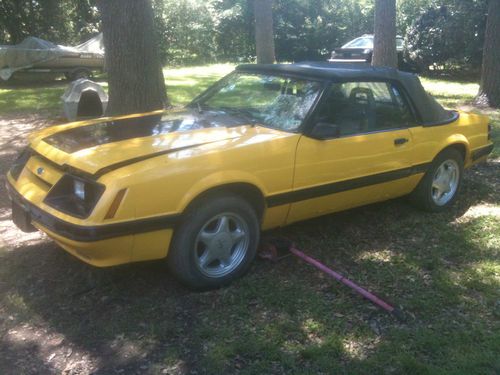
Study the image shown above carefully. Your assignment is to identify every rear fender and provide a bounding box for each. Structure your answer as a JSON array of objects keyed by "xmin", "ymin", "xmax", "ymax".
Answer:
[{"xmin": 437, "ymin": 134, "xmax": 470, "ymax": 163}]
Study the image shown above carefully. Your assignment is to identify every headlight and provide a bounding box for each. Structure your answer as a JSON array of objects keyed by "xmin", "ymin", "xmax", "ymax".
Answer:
[
  {"xmin": 10, "ymin": 148, "xmax": 31, "ymax": 180},
  {"xmin": 363, "ymin": 49, "xmax": 372, "ymax": 54},
  {"xmin": 44, "ymin": 174, "xmax": 105, "ymax": 218},
  {"xmin": 74, "ymin": 179, "xmax": 86, "ymax": 200}
]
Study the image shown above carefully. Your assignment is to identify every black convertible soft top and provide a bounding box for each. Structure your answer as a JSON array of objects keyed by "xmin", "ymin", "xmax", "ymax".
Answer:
[{"xmin": 236, "ymin": 62, "xmax": 456, "ymax": 126}]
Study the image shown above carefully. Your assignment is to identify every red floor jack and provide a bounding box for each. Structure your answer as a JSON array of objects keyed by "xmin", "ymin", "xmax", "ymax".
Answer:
[{"xmin": 259, "ymin": 237, "xmax": 405, "ymax": 321}]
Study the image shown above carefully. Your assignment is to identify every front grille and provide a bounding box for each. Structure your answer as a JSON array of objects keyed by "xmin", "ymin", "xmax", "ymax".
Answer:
[{"xmin": 29, "ymin": 168, "xmax": 53, "ymax": 189}]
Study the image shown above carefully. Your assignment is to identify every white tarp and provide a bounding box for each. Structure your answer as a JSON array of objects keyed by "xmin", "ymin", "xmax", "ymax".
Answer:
[{"xmin": 0, "ymin": 34, "xmax": 104, "ymax": 81}]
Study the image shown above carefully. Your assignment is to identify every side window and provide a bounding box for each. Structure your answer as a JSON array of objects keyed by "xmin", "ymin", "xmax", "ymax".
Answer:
[{"xmin": 315, "ymin": 81, "xmax": 413, "ymax": 136}]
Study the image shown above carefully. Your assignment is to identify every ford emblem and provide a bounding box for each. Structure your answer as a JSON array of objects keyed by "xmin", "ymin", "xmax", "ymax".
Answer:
[{"xmin": 36, "ymin": 167, "xmax": 44, "ymax": 175}]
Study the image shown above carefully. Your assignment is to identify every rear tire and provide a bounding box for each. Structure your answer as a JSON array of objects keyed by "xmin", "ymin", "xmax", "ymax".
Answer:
[
  {"xmin": 167, "ymin": 194, "xmax": 260, "ymax": 290},
  {"xmin": 410, "ymin": 148, "xmax": 464, "ymax": 212}
]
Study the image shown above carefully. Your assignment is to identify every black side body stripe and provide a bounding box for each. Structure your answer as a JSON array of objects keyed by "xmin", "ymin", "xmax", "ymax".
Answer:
[
  {"xmin": 266, "ymin": 162, "xmax": 431, "ymax": 207},
  {"xmin": 8, "ymin": 162, "xmax": 430, "ymax": 241},
  {"xmin": 471, "ymin": 144, "xmax": 494, "ymax": 161}
]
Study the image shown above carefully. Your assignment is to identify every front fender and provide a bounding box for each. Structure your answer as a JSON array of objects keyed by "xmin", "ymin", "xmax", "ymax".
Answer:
[{"xmin": 177, "ymin": 170, "xmax": 268, "ymax": 213}]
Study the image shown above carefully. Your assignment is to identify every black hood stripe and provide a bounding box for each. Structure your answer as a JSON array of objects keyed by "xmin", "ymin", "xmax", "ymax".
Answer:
[
  {"xmin": 43, "ymin": 114, "xmax": 168, "ymax": 153},
  {"xmin": 31, "ymin": 140, "xmax": 220, "ymax": 180},
  {"xmin": 93, "ymin": 140, "xmax": 221, "ymax": 178},
  {"xmin": 43, "ymin": 110, "xmax": 249, "ymax": 154}
]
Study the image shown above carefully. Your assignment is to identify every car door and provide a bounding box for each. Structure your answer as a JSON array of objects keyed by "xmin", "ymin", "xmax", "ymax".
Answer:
[{"xmin": 286, "ymin": 80, "xmax": 417, "ymax": 224}]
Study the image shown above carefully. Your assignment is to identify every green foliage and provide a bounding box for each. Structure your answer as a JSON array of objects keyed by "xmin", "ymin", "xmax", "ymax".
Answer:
[
  {"xmin": 152, "ymin": 0, "xmax": 257, "ymax": 65},
  {"xmin": 0, "ymin": 0, "xmax": 492, "ymax": 72},
  {"xmin": 213, "ymin": 0, "xmax": 256, "ymax": 62},
  {"xmin": 403, "ymin": 0, "xmax": 488, "ymax": 72},
  {"xmin": 149, "ymin": 0, "xmax": 376, "ymax": 64},
  {"xmin": 153, "ymin": 0, "xmax": 218, "ymax": 65},
  {"xmin": 0, "ymin": 0, "xmax": 100, "ymax": 45},
  {"xmin": 274, "ymin": 0, "xmax": 374, "ymax": 61}
]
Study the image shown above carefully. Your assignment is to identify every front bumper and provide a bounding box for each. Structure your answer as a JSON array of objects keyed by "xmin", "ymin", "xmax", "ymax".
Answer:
[{"xmin": 6, "ymin": 179, "xmax": 177, "ymax": 267}]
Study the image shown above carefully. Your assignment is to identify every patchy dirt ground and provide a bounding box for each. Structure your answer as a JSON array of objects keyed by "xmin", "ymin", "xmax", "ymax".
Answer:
[
  {"xmin": 0, "ymin": 111, "xmax": 498, "ymax": 375},
  {"xmin": 0, "ymin": 112, "xmax": 194, "ymax": 374}
]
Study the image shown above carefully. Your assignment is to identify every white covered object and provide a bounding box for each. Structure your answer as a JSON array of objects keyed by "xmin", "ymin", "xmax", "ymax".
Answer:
[
  {"xmin": 61, "ymin": 78, "xmax": 108, "ymax": 121},
  {"xmin": 0, "ymin": 34, "xmax": 104, "ymax": 80}
]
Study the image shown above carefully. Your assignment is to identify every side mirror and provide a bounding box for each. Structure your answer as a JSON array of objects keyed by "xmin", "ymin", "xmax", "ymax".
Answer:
[{"xmin": 309, "ymin": 122, "xmax": 340, "ymax": 140}]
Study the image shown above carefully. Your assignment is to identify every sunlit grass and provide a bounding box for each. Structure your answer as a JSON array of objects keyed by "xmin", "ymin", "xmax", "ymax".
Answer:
[
  {"xmin": 0, "ymin": 64, "xmax": 235, "ymax": 115},
  {"xmin": 0, "ymin": 85, "xmax": 65, "ymax": 114},
  {"xmin": 163, "ymin": 63, "xmax": 234, "ymax": 106},
  {"xmin": 420, "ymin": 77, "xmax": 479, "ymax": 99}
]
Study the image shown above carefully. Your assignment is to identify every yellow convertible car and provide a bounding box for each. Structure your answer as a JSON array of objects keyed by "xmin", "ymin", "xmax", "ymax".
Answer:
[{"xmin": 7, "ymin": 63, "xmax": 493, "ymax": 288}]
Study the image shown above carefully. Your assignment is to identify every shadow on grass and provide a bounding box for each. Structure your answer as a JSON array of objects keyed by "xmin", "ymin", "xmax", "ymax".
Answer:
[{"xmin": 0, "ymin": 162, "xmax": 498, "ymax": 374}]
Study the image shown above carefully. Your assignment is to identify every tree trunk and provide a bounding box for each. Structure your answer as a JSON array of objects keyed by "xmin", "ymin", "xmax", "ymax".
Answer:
[
  {"xmin": 476, "ymin": 0, "xmax": 500, "ymax": 108},
  {"xmin": 372, "ymin": 0, "xmax": 397, "ymax": 68},
  {"xmin": 254, "ymin": 0, "xmax": 276, "ymax": 64},
  {"xmin": 98, "ymin": 0, "xmax": 167, "ymax": 116}
]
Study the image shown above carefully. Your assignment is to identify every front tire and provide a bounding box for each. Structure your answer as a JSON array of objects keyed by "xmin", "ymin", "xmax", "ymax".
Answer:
[
  {"xmin": 167, "ymin": 194, "xmax": 260, "ymax": 289},
  {"xmin": 410, "ymin": 148, "xmax": 464, "ymax": 212}
]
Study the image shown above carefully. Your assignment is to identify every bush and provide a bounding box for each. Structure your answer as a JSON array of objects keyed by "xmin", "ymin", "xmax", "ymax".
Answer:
[{"xmin": 405, "ymin": 4, "xmax": 487, "ymax": 73}]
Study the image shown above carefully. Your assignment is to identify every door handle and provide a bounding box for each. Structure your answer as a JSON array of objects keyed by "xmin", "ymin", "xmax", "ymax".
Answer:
[{"xmin": 394, "ymin": 138, "xmax": 409, "ymax": 146}]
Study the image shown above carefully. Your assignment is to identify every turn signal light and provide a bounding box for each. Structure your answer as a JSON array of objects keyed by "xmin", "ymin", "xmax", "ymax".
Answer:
[{"xmin": 104, "ymin": 189, "xmax": 127, "ymax": 220}]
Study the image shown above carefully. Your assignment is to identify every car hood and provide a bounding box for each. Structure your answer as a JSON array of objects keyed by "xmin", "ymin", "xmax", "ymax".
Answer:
[{"xmin": 29, "ymin": 109, "xmax": 287, "ymax": 176}]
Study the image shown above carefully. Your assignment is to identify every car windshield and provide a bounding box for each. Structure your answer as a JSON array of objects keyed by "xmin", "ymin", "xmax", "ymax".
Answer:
[
  {"xmin": 342, "ymin": 36, "xmax": 404, "ymax": 49},
  {"xmin": 194, "ymin": 73, "xmax": 323, "ymax": 132},
  {"xmin": 342, "ymin": 37, "xmax": 373, "ymax": 48}
]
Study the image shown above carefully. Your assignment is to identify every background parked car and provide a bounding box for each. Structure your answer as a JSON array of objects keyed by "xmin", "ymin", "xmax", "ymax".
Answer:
[{"xmin": 328, "ymin": 34, "xmax": 409, "ymax": 69}]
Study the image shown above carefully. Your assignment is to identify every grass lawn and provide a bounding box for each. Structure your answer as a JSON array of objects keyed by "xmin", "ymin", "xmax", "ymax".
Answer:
[
  {"xmin": 0, "ymin": 66, "xmax": 499, "ymax": 374},
  {"xmin": 0, "ymin": 64, "xmax": 234, "ymax": 114}
]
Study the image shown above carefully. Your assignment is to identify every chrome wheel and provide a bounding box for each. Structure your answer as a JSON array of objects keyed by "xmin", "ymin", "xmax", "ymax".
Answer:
[
  {"xmin": 431, "ymin": 159, "xmax": 460, "ymax": 206},
  {"xmin": 194, "ymin": 213, "xmax": 250, "ymax": 278}
]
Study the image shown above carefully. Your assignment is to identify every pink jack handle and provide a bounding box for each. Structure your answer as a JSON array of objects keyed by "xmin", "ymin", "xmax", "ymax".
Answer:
[{"xmin": 267, "ymin": 238, "xmax": 404, "ymax": 320}]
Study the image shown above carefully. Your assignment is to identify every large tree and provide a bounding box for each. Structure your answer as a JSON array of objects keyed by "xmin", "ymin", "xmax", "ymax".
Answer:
[
  {"xmin": 476, "ymin": 0, "xmax": 500, "ymax": 108},
  {"xmin": 372, "ymin": 0, "xmax": 397, "ymax": 68},
  {"xmin": 254, "ymin": 0, "xmax": 276, "ymax": 64},
  {"xmin": 98, "ymin": 0, "xmax": 167, "ymax": 116}
]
